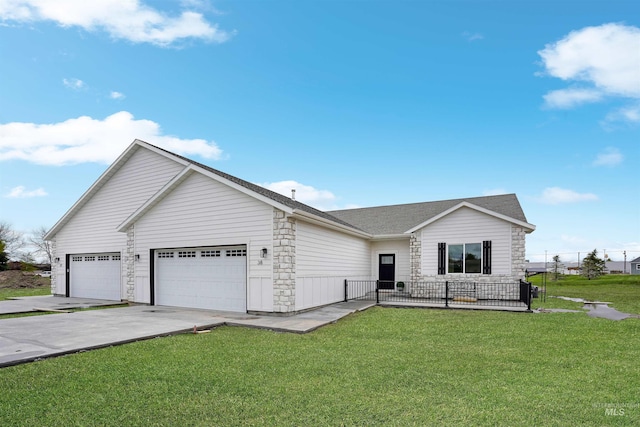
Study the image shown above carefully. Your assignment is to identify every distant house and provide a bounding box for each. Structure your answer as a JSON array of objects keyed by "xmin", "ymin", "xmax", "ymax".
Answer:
[
  {"xmin": 631, "ymin": 257, "xmax": 640, "ymax": 275},
  {"xmin": 44, "ymin": 139, "xmax": 535, "ymax": 314},
  {"xmin": 527, "ymin": 260, "xmax": 633, "ymax": 275}
]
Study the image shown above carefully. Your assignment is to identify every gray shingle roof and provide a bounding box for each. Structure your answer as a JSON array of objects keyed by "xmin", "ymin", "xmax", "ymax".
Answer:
[
  {"xmin": 147, "ymin": 142, "xmax": 529, "ymax": 237},
  {"xmin": 327, "ymin": 194, "xmax": 529, "ymax": 235}
]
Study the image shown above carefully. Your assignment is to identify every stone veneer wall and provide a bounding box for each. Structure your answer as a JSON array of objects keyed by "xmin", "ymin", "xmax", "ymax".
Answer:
[
  {"xmin": 409, "ymin": 233, "xmax": 421, "ymax": 283},
  {"xmin": 409, "ymin": 224, "xmax": 528, "ymax": 300},
  {"xmin": 125, "ymin": 225, "xmax": 135, "ymax": 301},
  {"xmin": 273, "ymin": 209, "xmax": 296, "ymax": 313},
  {"xmin": 510, "ymin": 225, "xmax": 527, "ymax": 281},
  {"xmin": 50, "ymin": 238, "xmax": 57, "ymax": 294}
]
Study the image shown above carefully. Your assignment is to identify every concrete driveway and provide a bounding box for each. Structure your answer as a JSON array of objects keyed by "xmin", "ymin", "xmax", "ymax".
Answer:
[{"xmin": 0, "ymin": 296, "xmax": 374, "ymax": 367}]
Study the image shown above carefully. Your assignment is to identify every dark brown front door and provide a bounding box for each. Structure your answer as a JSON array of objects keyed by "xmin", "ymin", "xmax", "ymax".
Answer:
[{"xmin": 379, "ymin": 254, "xmax": 395, "ymax": 290}]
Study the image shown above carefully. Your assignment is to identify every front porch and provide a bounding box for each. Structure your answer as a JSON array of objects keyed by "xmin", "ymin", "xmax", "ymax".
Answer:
[{"xmin": 344, "ymin": 280, "xmax": 533, "ymax": 312}]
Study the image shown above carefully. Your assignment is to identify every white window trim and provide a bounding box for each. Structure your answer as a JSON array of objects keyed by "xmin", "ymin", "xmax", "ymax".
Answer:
[{"xmin": 447, "ymin": 242, "xmax": 482, "ymax": 274}]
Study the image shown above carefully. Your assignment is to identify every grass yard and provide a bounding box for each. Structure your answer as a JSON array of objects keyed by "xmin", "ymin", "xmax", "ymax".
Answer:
[
  {"xmin": 1, "ymin": 305, "xmax": 639, "ymax": 426},
  {"xmin": 0, "ymin": 286, "xmax": 51, "ymax": 300},
  {"xmin": 0, "ymin": 270, "xmax": 51, "ymax": 301},
  {"xmin": 530, "ymin": 274, "xmax": 640, "ymax": 314}
]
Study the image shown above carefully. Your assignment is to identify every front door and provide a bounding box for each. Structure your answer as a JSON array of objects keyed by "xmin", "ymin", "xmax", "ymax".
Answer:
[{"xmin": 379, "ymin": 254, "xmax": 395, "ymax": 290}]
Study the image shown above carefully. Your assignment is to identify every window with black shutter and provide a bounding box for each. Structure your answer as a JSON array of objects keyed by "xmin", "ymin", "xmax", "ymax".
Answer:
[
  {"xmin": 438, "ymin": 241, "xmax": 491, "ymax": 274},
  {"xmin": 437, "ymin": 243, "xmax": 446, "ymax": 275},
  {"xmin": 482, "ymin": 240, "xmax": 492, "ymax": 274}
]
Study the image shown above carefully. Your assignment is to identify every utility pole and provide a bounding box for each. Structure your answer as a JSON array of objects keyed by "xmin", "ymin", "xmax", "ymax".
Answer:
[{"xmin": 624, "ymin": 250, "xmax": 627, "ymax": 274}]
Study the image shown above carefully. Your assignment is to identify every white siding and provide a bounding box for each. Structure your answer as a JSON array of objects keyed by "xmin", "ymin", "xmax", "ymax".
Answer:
[
  {"xmin": 371, "ymin": 239, "xmax": 411, "ymax": 282},
  {"xmin": 248, "ymin": 277, "xmax": 274, "ymax": 312},
  {"xmin": 132, "ymin": 172, "xmax": 274, "ymax": 310},
  {"xmin": 53, "ymin": 148, "xmax": 184, "ymax": 295},
  {"xmin": 296, "ymin": 221, "xmax": 371, "ymax": 310},
  {"xmin": 421, "ymin": 207, "xmax": 512, "ymax": 276}
]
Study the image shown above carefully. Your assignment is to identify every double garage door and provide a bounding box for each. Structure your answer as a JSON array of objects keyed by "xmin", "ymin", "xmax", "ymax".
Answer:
[
  {"xmin": 70, "ymin": 253, "xmax": 122, "ymax": 300},
  {"xmin": 155, "ymin": 246, "xmax": 247, "ymax": 312}
]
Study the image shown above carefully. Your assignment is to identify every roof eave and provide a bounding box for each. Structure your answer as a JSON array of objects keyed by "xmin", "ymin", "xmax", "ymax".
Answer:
[
  {"xmin": 116, "ymin": 166, "xmax": 193, "ymax": 232},
  {"xmin": 370, "ymin": 234, "xmax": 411, "ymax": 241},
  {"xmin": 291, "ymin": 210, "xmax": 372, "ymax": 239},
  {"xmin": 117, "ymin": 164, "xmax": 297, "ymax": 232},
  {"xmin": 187, "ymin": 163, "xmax": 295, "ymax": 214},
  {"xmin": 45, "ymin": 140, "xmax": 148, "ymax": 240}
]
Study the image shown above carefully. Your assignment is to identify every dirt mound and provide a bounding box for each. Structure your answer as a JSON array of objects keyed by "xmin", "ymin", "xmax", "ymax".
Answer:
[{"xmin": 0, "ymin": 270, "xmax": 51, "ymax": 289}]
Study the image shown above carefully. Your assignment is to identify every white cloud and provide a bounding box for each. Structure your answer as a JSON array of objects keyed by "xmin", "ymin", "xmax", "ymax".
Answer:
[
  {"xmin": 0, "ymin": 111, "xmax": 223, "ymax": 165},
  {"xmin": 536, "ymin": 187, "xmax": 599, "ymax": 205},
  {"xmin": 109, "ymin": 91, "xmax": 125, "ymax": 100},
  {"xmin": 593, "ymin": 147, "xmax": 623, "ymax": 167},
  {"xmin": 602, "ymin": 104, "xmax": 640, "ymax": 126},
  {"xmin": 0, "ymin": 0, "xmax": 233, "ymax": 46},
  {"xmin": 5, "ymin": 186, "xmax": 48, "ymax": 198},
  {"xmin": 538, "ymin": 23, "xmax": 640, "ymax": 109},
  {"xmin": 542, "ymin": 88, "xmax": 603, "ymax": 109},
  {"xmin": 462, "ymin": 31, "xmax": 483, "ymax": 42},
  {"xmin": 258, "ymin": 180, "xmax": 338, "ymax": 210},
  {"xmin": 63, "ymin": 77, "xmax": 85, "ymax": 90}
]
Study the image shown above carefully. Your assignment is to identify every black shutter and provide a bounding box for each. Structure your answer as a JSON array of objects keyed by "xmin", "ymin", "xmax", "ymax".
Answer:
[
  {"xmin": 482, "ymin": 240, "xmax": 492, "ymax": 274},
  {"xmin": 437, "ymin": 243, "xmax": 446, "ymax": 275}
]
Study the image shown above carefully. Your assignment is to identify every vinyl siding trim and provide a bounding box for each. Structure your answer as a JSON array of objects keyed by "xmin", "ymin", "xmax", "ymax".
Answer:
[{"xmin": 405, "ymin": 201, "xmax": 535, "ymax": 234}]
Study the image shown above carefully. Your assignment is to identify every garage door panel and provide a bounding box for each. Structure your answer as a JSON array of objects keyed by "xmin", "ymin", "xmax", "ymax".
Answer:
[
  {"xmin": 70, "ymin": 253, "xmax": 121, "ymax": 300},
  {"xmin": 155, "ymin": 246, "xmax": 246, "ymax": 312}
]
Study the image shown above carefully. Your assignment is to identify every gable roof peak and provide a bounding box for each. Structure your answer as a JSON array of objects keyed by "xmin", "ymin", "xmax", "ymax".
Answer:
[
  {"xmin": 328, "ymin": 193, "xmax": 533, "ymax": 235},
  {"xmin": 135, "ymin": 140, "xmax": 365, "ymax": 233}
]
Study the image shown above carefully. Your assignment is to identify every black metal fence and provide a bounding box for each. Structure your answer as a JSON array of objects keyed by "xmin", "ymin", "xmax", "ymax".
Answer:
[{"xmin": 344, "ymin": 279, "xmax": 533, "ymax": 311}]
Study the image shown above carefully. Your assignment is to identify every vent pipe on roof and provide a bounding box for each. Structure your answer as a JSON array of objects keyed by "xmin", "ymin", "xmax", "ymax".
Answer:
[{"xmin": 291, "ymin": 189, "xmax": 296, "ymax": 200}]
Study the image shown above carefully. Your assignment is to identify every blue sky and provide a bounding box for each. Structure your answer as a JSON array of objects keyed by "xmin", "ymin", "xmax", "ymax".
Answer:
[{"xmin": 0, "ymin": 0, "xmax": 638, "ymax": 263}]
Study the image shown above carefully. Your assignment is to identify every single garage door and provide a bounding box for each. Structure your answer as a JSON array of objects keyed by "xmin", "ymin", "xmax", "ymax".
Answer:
[
  {"xmin": 155, "ymin": 246, "xmax": 247, "ymax": 312},
  {"xmin": 70, "ymin": 253, "xmax": 122, "ymax": 300}
]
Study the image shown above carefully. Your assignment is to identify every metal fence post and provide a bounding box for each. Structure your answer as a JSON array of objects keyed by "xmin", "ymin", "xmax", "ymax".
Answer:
[
  {"xmin": 344, "ymin": 279, "xmax": 348, "ymax": 302},
  {"xmin": 445, "ymin": 281, "xmax": 449, "ymax": 308},
  {"xmin": 376, "ymin": 280, "xmax": 380, "ymax": 304}
]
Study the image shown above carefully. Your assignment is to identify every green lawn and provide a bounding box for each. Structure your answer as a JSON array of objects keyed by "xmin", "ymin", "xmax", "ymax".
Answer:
[
  {"xmin": 1, "ymin": 305, "xmax": 639, "ymax": 426},
  {"xmin": 0, "ymin": 286, "xmax": 51, "ymax": 301},
  {"xmin": 530, "ymin": 274, "xmax": 640, "ymax": 314}
]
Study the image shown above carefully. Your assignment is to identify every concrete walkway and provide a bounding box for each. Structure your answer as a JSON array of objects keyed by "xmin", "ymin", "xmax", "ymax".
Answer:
[
  {"xmin": 0, "ymin": 295, "xmax": 124, "ymax": 315},
  {"xmin": 0, "ymin": 296, "xmax": 374, "ymax": 367}
]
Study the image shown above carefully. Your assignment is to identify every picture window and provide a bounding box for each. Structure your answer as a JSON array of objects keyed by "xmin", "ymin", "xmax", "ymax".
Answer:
[{"xmin": 448, "ymin": 243, "xmax": 481, "ymax": 274}]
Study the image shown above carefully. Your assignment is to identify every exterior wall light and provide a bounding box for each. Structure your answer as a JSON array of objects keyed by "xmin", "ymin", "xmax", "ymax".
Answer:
[
  {"xmin": 261, "ymin": 248, "xmax": 268, "ymax": 258},
  {"xmin": 135, "ymin": 254, "xmax": 140, "ymax": 261}
]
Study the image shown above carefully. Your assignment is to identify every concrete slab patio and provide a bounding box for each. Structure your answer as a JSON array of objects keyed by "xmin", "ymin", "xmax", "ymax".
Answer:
[
  {"xmin": 0, "ymin": 295, "xmax": 125, "ymax": 315},
  {"xmin": 0, "ymin": 297, "xmax": 375, "ymax": 368}
]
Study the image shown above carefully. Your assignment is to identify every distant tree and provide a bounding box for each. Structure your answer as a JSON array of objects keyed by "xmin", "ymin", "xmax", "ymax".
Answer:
[
  {"xmin": 581, "ymin": 249, "xmax": 606, "ymax": 280},
  {"xmin": 548, "ymin": 254, "xmax": 564, "ymax": 281},
  {"xmin": 0, "ymin": 240, "xmax": 8, "ymax": 271},
  {"xmin": 28, "ymin": 226, "xmax": 52, "ymax": 265},
  {"xmin": 0, "ymin": 221, "xmax": 24, "ymax": 260},
  {"xmin": 19, "ymin": 251, "xmax": 36, "ymax": 267}
]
